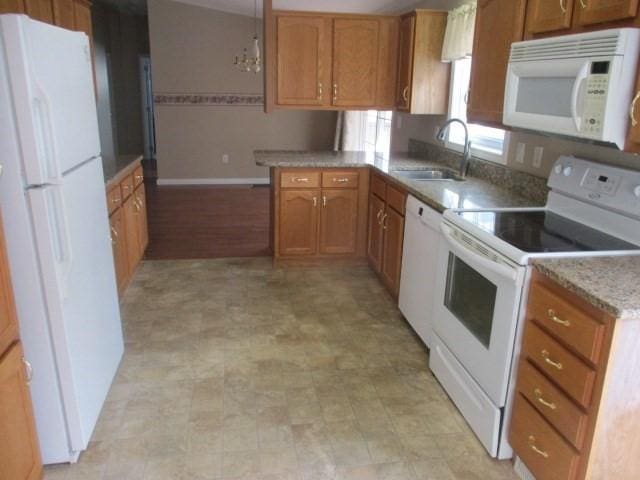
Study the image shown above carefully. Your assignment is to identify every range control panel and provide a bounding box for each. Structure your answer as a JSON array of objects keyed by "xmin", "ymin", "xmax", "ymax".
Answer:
[{"xmin": 548, "ymin": 156, "xmax": 640, "ymax": 219}]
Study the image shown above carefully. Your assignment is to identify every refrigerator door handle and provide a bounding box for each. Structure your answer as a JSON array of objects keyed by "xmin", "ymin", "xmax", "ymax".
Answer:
[
  {"xmin": 45, "ymin": 187, "xmax": 74, "ymax": 296},
  {"xmin": 32, "ymin": 81, "xmax": 63, "ymax": 183}
]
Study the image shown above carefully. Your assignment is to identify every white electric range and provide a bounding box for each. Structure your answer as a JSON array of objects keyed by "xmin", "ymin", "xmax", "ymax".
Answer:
[{"xmin": 428, "ymin": 156, "xmax": 640, "ymax": 459}]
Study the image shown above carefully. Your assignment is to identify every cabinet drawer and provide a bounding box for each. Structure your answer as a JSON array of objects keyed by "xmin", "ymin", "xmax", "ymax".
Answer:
[
  {"xmin": 120, "ymin": 174, "xmax": 135, "ymax": 199},
  {"xmin": 106, "ymin": 186, "xmax": 122, "ymax": 215},
  {"xmin": 528, "ymin": 282, "xmax": 605, "ymax": 364},
  {"xmin": 386, "ymin": 185, "xmax": 406, "ymax": 215},
  {"xmin": 322, "ymin": 171, "xmax": 359, "ymax": 188},
  {"xmin": 133, "ymin": 165, "xmax": 144, "ymax": 187},
  {"xmin": 280, "ymin": 171, "xmax": 320, "ymax": 188},
  {"xmin": 371, "ymin": 174, "xmax": 386, "ymax": 200},
  {"xmin": 523, "ymin": 323, "xmax": 596, "ymax": 408},
  {"xmin": 510, "ymin": 394, "xmax": 580, "ymax": 480},
  {"xmin": 517, "ymin": 361, "xmax": 589, "ymax": 450}
]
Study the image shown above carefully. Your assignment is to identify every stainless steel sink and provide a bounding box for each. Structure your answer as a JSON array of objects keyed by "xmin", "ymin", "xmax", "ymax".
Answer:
[{"xmin": 392, "ymin": 169, "xmax": 464, "ymax": 182}]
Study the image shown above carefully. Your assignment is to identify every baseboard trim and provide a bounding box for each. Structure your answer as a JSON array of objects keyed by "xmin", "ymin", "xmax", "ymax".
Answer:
[{"xmin": 156, "ymin": 178, "xmax": 270, "ymax": 186}]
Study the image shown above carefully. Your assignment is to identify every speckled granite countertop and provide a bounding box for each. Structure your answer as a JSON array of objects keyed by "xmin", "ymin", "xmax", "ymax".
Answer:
[
  {"xmin": 254, "ymin": 150, "xmax": 544, "ymax": 212},
  {"xmin": 103, "ymin": 154, "xmax": 143, "ymax": 187},
  {"xmin": 533, "ymin": 257, "xmax": 640, "ymax": 321}
]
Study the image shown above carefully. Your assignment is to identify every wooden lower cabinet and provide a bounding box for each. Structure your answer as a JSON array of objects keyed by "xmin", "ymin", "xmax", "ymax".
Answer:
[
  {"xmin": 509, "ymin": 271, "xmax": 640, "ymax": 479},
  {"xmin": 134, "ymin": 184, "xmax": 149, "ymax": 253},
  {"xmin": 0, "ymin": 342, "xmax": 43, "ymax": 480},
  {"xmin": 274, "ymin": 168, "xmax": 368, "ymax": 259},
  {"xmin": 380, "ymin": 206, "xmax": 404, "ymax": 296},
  {"xmin": 279, "ymin": 189, "xmax": 320, "ymax": 256},
  {"xmin": 109, "ymin": 208, "xmax": 128, "ymax": 295},
  {"xmin": 122, "ymin": 193, "xmax": 141, "ymax": 274},
  {"xmin": 366, "ymin": 174, "xmax": 406, "ymax": 298},
  {"xmin": 319, "ymin": 189, "xmax": 358, "ymax": 254}
]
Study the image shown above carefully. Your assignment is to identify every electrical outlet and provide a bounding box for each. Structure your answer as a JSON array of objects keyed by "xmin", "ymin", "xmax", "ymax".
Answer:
[
  {"xmin": 222, "ymin": 154, "xmax": 229, "ymax": 164},
  {"xmin": 515, "ymin": 143, "xmax": 526, "ymax": 164},
  {"xmin": 532, "ymin": 146, "xmax": 544, "ymax": 168}
]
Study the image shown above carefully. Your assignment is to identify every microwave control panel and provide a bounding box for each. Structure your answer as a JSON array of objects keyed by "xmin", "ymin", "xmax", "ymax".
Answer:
[{"xmin": 581, "ymin": 62, "xmax": 611, "ymax": 137}]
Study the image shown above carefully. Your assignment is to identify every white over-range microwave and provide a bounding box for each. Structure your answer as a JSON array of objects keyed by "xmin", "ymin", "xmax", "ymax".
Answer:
[{"xmin": 503, "ymin": 28, "xmax": 640, "ymax": 149}]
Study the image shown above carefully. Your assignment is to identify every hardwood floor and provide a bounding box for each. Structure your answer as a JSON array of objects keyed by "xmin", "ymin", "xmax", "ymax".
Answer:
[{"xmin": 143, "ymin": 179, "xmax": 271, "ymax": 260}]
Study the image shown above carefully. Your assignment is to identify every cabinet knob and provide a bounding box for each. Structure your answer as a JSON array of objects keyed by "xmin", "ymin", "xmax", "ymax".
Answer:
[
  {"xmin": 402, "ymin": 86, "xmax": 409, "ymax": 103},
  {"xmin": 629, "ymin": 91, "xmax": 640, "ymax": 127},
  {"xmin": 333, "ymin": 84, "xmax": 338, "ymax": 102}
]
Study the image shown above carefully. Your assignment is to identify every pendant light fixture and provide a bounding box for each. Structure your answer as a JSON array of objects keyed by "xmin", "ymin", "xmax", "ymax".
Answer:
[{"xmin": 233, "ymin": 0, "xmax": 261, "ymax": 73}]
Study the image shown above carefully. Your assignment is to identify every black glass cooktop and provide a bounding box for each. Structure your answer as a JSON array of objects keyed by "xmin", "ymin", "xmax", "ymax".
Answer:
[{"xmin": 456, "ymin": 210, "xmax": 639, "ymax": 253}]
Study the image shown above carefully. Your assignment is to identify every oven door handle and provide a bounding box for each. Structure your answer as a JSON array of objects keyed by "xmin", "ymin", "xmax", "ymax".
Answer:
[{"xmin": 441, "ymin": 224, "xmax": 518, "ymax": 281}]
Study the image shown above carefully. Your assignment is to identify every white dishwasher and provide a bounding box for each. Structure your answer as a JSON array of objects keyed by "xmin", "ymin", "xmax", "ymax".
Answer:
[{"xmin": 398, "ymin": 195, "xmax": 442, "ymax": 348}]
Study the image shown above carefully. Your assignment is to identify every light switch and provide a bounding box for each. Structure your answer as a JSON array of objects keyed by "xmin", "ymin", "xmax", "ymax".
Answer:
[{"xmin": 515, "ymin": 143, "xmax": 526, "ymax": 164}]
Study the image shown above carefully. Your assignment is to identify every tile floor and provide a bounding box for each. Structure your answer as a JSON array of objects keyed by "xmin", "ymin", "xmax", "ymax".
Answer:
[{"xmin": 44, "ymin": 258, "xmax": 518, "ymax": 480}]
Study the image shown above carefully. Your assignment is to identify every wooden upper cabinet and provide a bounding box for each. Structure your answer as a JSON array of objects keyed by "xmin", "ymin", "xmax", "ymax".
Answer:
[
  {"xmin": 279, "ymin": 189, "xmax": 320, "ymax": 256},
  {"xmin": 24, "ymin": 0, "xmax": 53, "ymax": 22},
  {"xmin": 395, "ymin": 10, "xmax": 449, "ymax": 115},
  {"xmin": 526, "ymin": 0, "xmax": 574, "ymax": 34},
  {"xmin": 52, "ymin": 0, "xmax": 75, "ymax": 29},
  {"xmin": 468, "ymin": 0, "xmax": 527, "ymax": 126},
  {"xmin": 375, "ymin": 17, "xmax": 399, "ymax": 109},
  {"xmin": 276, "ymin": 15, "xmax": 329, "ymax": 106},
  {"xmin": 0, "ymin": 342, "xmax": 43, "ymax": 480},
  {"xmin": 574, "ymin": 0, "xmax": 639, "ymax": 26},
  {"xmin": 72, "ymin": 0, "xmax": 92, "ymax": 38},
  {"xmin": 396, "ymin": 14, "xmax": 415, "ymax": 111},
  {"xmin": 319, "ymin": 189, "xmax": 358, "ymax": 254},
  {"xmin": 0, "ymin": 0, "xmax": 26, "ymax": 14},
  {"xmin": 332, "ymin": 18, "xmax": 379, "ymax": 107}
]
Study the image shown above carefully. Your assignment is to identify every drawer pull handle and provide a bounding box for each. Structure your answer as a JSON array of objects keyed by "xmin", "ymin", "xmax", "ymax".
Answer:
[
  {"xmin": 528, "ymin": 436, "xmax": 549, "ymax": 458},
  {"xmin": 293, "ymin": 177, "xmax": 309, "ymax": 183},
  {"xmin": 22, "ymin": 358, "xmax": 33, "ymax": 384},
  {"xmin": 322, "ymin": 196, "xmax": 327, "ymax": 207},
  {"xmin": 313, "ymin": 196, "xmax": 317, "ymax": 207},
  {"xmin": 332, "ymin": 177, "xmax": 350, "ymax": 183},
  {"xmin": 579, "ymin": 0, "xmax": 587, "ymax": 8},
  {"xmin": 534, "ymin": 388, "xmax": 557, "ymax": 410},
  {"xmin": 547, "ymin": 309, "xmax": 570, "ymax": 327},
  {"xmin": 135, "ymin": 175, "xmax": 143, "ymax": 181},
  {"xmin": 630, "ymin": 91, "xmax": 640, "ymax": 127},
  {"xmin": 559, "ymin": 0, "xmax": 567, "ymax": 13},
  {"xmin": 376, "ymin": 209, "xmax": 383, "ymax": 224},
  {"xmin": 402, "ymin": 86, "xmax": 409, "ymax": 102},
  {"xmin": 112, "ymin": 197, "xmax": 120, "ymax": 204},
  {"xmin": 541, "ymin": 350, "xmax": 563, "ymax": 370}
]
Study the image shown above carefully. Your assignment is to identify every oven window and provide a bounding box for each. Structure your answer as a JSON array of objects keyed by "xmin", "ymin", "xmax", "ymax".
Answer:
[
  {"xmin": 444, "ymin": 253, "xmax": 497, "ymax": 348},
  {"xmin": 516, "ymin": 77, "xmax": 574, "ymax": 118}
]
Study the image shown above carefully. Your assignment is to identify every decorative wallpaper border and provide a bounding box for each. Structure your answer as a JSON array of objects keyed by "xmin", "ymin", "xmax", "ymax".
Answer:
[{"xmin": 154, "ymin": 93, "xmax": 264, "ymax": 106}]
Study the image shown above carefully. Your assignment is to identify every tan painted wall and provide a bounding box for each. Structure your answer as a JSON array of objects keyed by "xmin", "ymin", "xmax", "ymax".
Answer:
[
  {"xmin": 391, "ymin": 112, "xmax": 640, "ymax": 178},
  {"xmin": 147, "ymin": 0, "xmax": 337, "ymax": 181}
]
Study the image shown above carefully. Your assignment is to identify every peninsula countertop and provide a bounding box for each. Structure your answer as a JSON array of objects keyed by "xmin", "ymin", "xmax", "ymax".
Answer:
[
  {"xmin": 103, "ymin": 154, "xmax": 143, "ymax": 188},
  {"xmin": 255, "ymin": 150, "xmax": 544, "ymax": 213}
]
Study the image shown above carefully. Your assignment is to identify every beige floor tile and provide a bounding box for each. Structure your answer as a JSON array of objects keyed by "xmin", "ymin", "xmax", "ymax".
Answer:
[
  {"xmin": 330, "ymin": 441, "xmax": 371, "ymax": 467},
  {"xmin": 222, "ymin": 449, "xmax": 261, "ymax": 478},
  {"xmin": 411, "ymin": 459, "xmax": 455, "ymax": 480},
  {"xmin": 335, "ymin": 465, "xmax": 378, "ymax": 480},
  {"xmin": 374, "ymin": 461, "xmax": 417, "ymax": 480},
  {"xmin": 260, "ymin": 447, "xmax": 299, "ymax": 475}
]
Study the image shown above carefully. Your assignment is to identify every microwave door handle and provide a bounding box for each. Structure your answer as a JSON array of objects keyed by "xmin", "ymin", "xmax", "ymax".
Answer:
[
  {"xmin": 571, "ymin": 64, "xmax": 590, "ymax": 131},
  {"xmin": 440, "ymin": 224, "xmax": 517, "ymax": 281}
]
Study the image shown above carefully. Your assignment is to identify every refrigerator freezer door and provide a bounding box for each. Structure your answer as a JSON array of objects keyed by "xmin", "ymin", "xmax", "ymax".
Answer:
[
  {"xmin": 27, "ymin": 158, "xmax": 123, "ymax": 454},
  {"xmin": 0, "ymin": 15, "xmax": 99, "ymax": 185}
]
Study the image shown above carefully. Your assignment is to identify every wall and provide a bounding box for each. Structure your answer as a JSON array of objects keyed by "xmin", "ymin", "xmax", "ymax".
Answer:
[
  {"xmin": 92, "ymin": 1, "xmax": 149, "ymax": 162},
  {"xmin": 147, "ymin": 0, "xmax": 337, "ymax": 182}
]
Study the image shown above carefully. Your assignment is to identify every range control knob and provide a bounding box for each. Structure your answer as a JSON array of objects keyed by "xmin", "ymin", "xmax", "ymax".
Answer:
[
  {"xmin": 563, "ymin": 166, "xmax": 573, "ymax": 177},
  {"xmin": 634, "ymin": 186, "xmax": 640, "ymax": 198},
  {"xmin": 554, "ymin": 164, "xmax": 563, "ymax": 175}
]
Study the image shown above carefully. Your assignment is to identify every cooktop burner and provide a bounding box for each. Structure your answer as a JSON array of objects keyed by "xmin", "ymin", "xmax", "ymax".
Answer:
[{"xmin": 456, "ymin": 210, "xmax": 640, "ymax": 253}]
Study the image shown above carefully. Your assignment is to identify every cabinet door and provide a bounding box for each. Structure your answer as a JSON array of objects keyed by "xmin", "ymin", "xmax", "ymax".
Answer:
[
  {"xmin": 24, "ymin": 0, "xmax": 54, "ymax": 22},
  {"xmin": 526, "ymin": 0, "xmax": 574, "ymax": 34},
  {"xmin": 134, "ymin": 184, "xmax": 149, "ymax": 256},
  {"xmin": 381, "ymin": 207, "xmax": 404, "ymax": 297},
  {"xmin": 468, "ymin": 0, "xmax": 527, "ymax": 126},
  {"xmin": 367, "ymin": 194, "xmax": 385, "ymax": 273},
  {"xmin": 332, "ymin": 18, "xmax": 379, "ymax": 107},
  {"xmin": 376, "ymin": 17, "xmax": 399, "ymax": 109},
  {"xmin": 279, "ymin": 189, "xmax": 319, "ymax": 256},
  {"xmin": 319, "ymin": 189, "xmax": 358, "ymax": 255},
  {"xmin": 0, "ymin": 342, "xmax": 43, "ymax": 480},
  {"xmin": 396, "ymin": 14, "xmax": 415, "ymax": 111},
  {"xmin": 0, "ymin": 213, "xmax": 19, "ymax": 357},
  {"xmin": 123, "ymin": 195, "xmax": 141, "ymax": 275},
  {"xmin": 626, "ymin": 72, "xmax": 640, "ymax": 150},
  {"xmin": 52, "ymin": 0, "xmax": 74, "ymax": 29},
  {"xmin": 574, "ymin": 0, "xmax": 639, "ymax": 26},
  {"xmin": 277, "ymin": 15, "xmax": 328, "ymax": 106},
  {"xmin": 109, "ymin": 209, "xmax": 129, "ymax": 295},
  {"xmin": 0, "ymin": 0, "xmax": 26, "ymax": 13}
]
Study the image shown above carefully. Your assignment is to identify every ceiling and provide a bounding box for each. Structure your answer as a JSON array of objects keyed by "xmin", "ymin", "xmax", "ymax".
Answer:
[{"xmin": 173, "ymin": 0, "xmax": 431, "ymax": 17}]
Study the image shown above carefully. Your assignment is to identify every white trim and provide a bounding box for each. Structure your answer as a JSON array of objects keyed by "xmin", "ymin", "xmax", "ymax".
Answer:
[{"xmin": 156, "ymin": 177, "xmax": 270, "ymax": 186}]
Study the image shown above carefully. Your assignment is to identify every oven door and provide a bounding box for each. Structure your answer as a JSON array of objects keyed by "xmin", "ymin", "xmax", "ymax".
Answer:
[{"xmin": 432, "ymin": 222, "xmax": 526, "ymax": 407}]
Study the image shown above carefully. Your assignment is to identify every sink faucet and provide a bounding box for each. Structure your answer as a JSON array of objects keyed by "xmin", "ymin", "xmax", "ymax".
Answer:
[{"xmin": 435, "ymin": 118, "xmax": 472, "ymax": 178}]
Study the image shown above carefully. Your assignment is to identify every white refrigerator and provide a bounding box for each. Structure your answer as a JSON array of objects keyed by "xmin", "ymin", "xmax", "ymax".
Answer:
[{"xmin": 0, "ymin": 15, "xmax": 124, "ymax": 464}]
